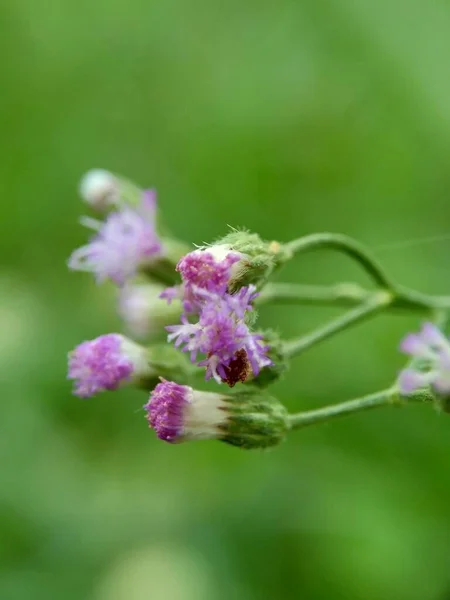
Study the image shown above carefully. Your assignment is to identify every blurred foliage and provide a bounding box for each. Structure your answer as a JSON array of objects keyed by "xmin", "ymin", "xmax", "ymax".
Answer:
[{"xmin": 1, "ymin": 0, "xmax": 450, "ymax": 599}]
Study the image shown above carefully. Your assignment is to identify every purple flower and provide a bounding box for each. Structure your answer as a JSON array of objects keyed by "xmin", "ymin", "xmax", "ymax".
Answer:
[
  {"xmin": 177, "ymin": 245, "xmax": 245, "ymax": 300},
  {"xmin": 68, "ymin": 334, "xmax": 149, "ymax": 398},
  {"xmin": 68, "ymin": 190, "xmax": 162, "ymax": 285},
  {"xmin": 160, "ymin": 245, "xmax": 250, "ymax": 314},
  {"xmin": 398, "ymin": 322, "xmax": 450, "ymax": 395},
  {"xmin": 166, "ymin": 286, "xmax": 272, "ymax": 385},
  {"xmin": 145, "ymin": 380, "xmax": 226, "ymax": 442}
]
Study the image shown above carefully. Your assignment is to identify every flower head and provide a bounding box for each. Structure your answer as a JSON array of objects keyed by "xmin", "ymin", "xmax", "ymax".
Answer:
[
  {"xmin": 68, "ymin": 190, "xmax": 162, "ymax": 285},
  {"xmin": 166, "ymin": 286, "xmax": 272, "ymax": 385},
  {"xmin": 398, "ymin": 322, "xmax": 450, "ymax": 395},
  {"xmin": 68, "ymin": 334, "xmax": 151, "ymax": 398},
  {"xmin": 79, "ymin": 169, "xmax": 119, "ymax": 210},
  {"xmin": 145, "ymin": 381, "xmax": 289, "ymax": 449}
]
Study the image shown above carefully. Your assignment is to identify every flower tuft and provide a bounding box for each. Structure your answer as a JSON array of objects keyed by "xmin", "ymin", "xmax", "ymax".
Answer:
[
  {"xmin": 144, "ymin": 380, "xmax": 226, "ymax": 443},
  {"xmin": 68, "ymin": 190, "xmax": 163, "ymax": 285},
  {"xmin": 177, "ymin": 245, "xmax": 243, "ymax": 296},
  {"xmin": 68, "ymin": 334, "xmax": 135, "ymax": 398}
]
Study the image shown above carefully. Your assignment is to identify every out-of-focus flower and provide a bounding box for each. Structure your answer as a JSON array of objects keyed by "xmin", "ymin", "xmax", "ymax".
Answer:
[
  {"xmin": 118, "ymin": 282, "xmax": 182, "ymax": 340},
  {"xmin": 398, "ymin": 322, "xmax": 450, "ymax": 395},
  {"xmin": 68, "ymin": 190, "xmax": 162, "ymax": 285},
  {"xmin": 79, "ymin": 169, "xmax": 119, "ymax": 210},
  {"xmin": 68, "ymin": 334, "xmax": 151, "ymax": 398}
]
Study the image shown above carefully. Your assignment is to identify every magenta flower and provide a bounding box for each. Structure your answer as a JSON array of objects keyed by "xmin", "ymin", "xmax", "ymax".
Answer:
[
  {"xmin": 177, "ymin": 245, "xmax": 243, "ymax": 293},
  {"xmin": 145, "ymin": 380, "xmax": 226, "ymax": 442},
  {"xmin": 68, "ymin": 334, "xmax": 150, "ymax": 398},
  {"xmin": 68, "ymin": 190, "xmax": 162, "ymax": 285},
  {"xmin": 398, "ymin": 322, "xmax": 450, "ymax": 395},
  {"xmin": 166, "ymin": 285, "xmax": 272, "ymax": 385}
]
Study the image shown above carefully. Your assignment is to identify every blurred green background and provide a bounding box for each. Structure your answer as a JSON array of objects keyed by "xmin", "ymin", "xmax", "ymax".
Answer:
[{"xmin": 2, "ymin": 0, "xmax": 450, "ymax": 598}]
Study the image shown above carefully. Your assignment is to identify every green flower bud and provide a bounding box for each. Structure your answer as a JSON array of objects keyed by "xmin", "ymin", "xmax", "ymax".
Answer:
[
  {"xmin": 222, "ymin": 391, "xmax": 289, "ymax": 449},
  {"xmin": 214, "ymin": 230, "xmax": 292, "ymax": 292}
]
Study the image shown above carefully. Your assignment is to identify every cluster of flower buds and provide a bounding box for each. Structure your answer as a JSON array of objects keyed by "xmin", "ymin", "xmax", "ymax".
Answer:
[
  {"xmin": 67, "ymin": 170, "xmax": 291, "ymax": 449},
  {"xmin": 67, "ymin": 170, "xmax": 450, "ymax": 450}
]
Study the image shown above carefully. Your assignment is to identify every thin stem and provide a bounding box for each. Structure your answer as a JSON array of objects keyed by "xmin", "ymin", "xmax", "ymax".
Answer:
[
  {"xmin": 283, "ymin": 233, "xmax": 450, "ymax": 312},
  {"xmin": 393, "ymin": 284, "xmax": 450, "ymax": 311},
  {"xmin": 288, "ymin": 387, "xmax": 434, "ymax": 430},
  {"xmin": 258, "ymin": 282, "xmax": 450, "ymax": 313},
  {"xmin": 285, "ymin": 233, "xmax": 396, "ymax": 290},
  {"xmin": 283, "ymin": 291, "xmax": 392, "ymax": 358},
  {"xmin": 258, "ymin": 282, "xmax": 373, "ymax": 307}
]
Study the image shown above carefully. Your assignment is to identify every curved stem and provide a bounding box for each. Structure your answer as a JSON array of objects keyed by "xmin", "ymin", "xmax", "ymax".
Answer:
[
  {"xmin": 392, "ymin": 284, "xmax": 450, "ymax": 311},
  {"xmin": 283, "ymin": 291, "xmax": 392, "ymax": 358},
  {"xmin": 285, "ymin": 233, "xmax": 396, "ymax": 290},
  {"xmin": 288, "ymin": 387, "xmax": 434, "ymax": 430},
  {"xmin": 258, "ymin": 282, "xmax": 373, "ymax": 307},
  {"xmin": 259, "ymin": 282, "xmax": 450, "ymax": 312}
]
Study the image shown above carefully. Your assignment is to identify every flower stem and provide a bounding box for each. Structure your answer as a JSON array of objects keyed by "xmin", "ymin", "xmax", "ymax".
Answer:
[
  {"xmin": 283, "ymin": 291, "xmax": 392, "ymax": 358},
  {"xmin": 288, "ymin": 387, "xmax": 434, "ymax": 430},
  {"xmin": 284, "ymin": 233, "xmax": 396, "ymax": 290},
  {"xmin": 258, "ymin": 282, "xmax": 373, "ymax": 307},
  {"xmin": 280, "ymin": 232, "xmax": 450, "ymax": 312},
  {"xmin": 258, "ymin": 282, "xmax": 450, "ymax": 313},
  {"xmin": 392, "ymin": 285, "xmax": 450, "ymax": 311}
]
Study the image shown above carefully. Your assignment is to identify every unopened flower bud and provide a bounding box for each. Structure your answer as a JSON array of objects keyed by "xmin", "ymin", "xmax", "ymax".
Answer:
[
  {"xmin": 79, "ymin": 169, "xmax": 120, "ymax": 210},
  {"xmin": 211, "ymin": 230, "xmax": 291, "ymax": 292},
  {"xmin": 118, "ymin": 282, "xmax": 183, "ymax": 340},
  {"xmin": 68, "ymin": 335, "xmax": 194, "ymax": 398},
  {"xmin": 145, "ymin": 380, "xmax": 289, "ymax": 449}
]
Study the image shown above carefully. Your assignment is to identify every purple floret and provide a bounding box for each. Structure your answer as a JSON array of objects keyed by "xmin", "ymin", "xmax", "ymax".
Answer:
[
  {"xmin": 145, "ymin": 380, "xmax": 191, "ymax": 442},
  {"xmin": 166, "ymin": 286, "xmax": 272, "ymax": 384},
  {"xmin": 177, "ymin": 250, "xmax": 241, "ymax": 295},
  {"xmin": 68, "ymin": 334, "xmax": 134, "ymax": 398}
]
